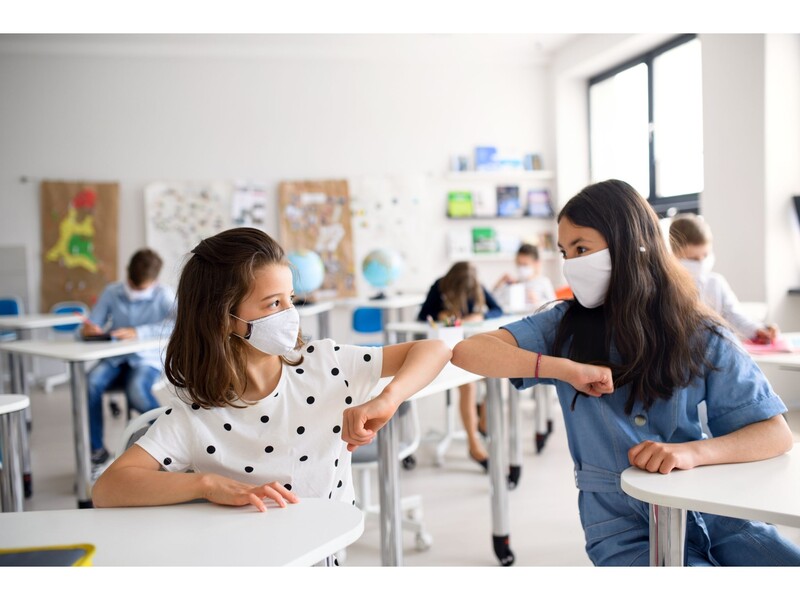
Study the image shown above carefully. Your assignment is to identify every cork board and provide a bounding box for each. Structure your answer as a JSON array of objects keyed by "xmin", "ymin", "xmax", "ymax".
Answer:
[
  {"xmin": 278, "ymin": 179, "xmax": 355, "ymax": 298},
  {"xmin": 40, "ymin": 180, "xmax": 118, "ymax": 310}
]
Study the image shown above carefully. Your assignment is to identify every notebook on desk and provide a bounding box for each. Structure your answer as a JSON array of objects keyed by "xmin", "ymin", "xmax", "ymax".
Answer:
[
  {"xmin": 0, "ymin": 543, "xmax": 95, "ymax": 566},
  {"xmin": 742, "ymin": 335, "xmax": 800, "ymax": 354},
  {"xmin": 81, "ymin": 333, "xmax": 113, "ymax": 342}
]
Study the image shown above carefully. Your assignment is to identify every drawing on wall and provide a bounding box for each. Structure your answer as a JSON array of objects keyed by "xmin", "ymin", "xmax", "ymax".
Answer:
[
  {"xmin": 231, "ymin": 180, "xmax": 269, "ymax": 228},
  {"xmin": 40, "ymin": 180, "xmax": 119, "ymax": 310},
  {"xmin": 144, "ymin": 181, "xmax": 232, "ymax": 288},
  {"xmin": 278, "ymin": 179, "xmax": 355, "ymax": 298}
]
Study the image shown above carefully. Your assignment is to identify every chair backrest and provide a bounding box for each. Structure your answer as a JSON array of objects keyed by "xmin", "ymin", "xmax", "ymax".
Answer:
[
  {"xmin": 352, "ymin": 307, "xmax": 383, "ymax": 334},
  {"xmin": 0, "ymin": 296, "xmax": 24, "ymax": 317},
  {"xmin": 115, "ymin": 405, "xmax": 169, "ymax": 457},
  {"xmin": 51, "ymin": 301, "xmax": 89, "ymax": 333}
]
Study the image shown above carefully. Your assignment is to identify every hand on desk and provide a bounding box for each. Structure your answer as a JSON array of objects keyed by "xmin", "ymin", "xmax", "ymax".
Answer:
[
  {"xmin": 752, "ymin": 324, "xmax": 779, "ymax": 344},
  {"xmin": 628, "ymin": 440, "xmax": 696, "ymax": 474},
  {"xmin": 109, "ymin": 327, "xmax": 137, "ymax": 340},
  {"xmin": 82, "ymin": 321, "xmax": 104, "ymax": 336},
  {"xmin": 202, "ymin": 474, "xmax": 299, "ymax": 513},
  {"xmin": 341, "ymin": 393, "xmax": 398, "ymax": 452}
]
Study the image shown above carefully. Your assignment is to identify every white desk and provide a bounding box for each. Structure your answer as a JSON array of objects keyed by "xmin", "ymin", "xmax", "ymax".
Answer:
[
  {"xmin": 336, "ymin": 294, "xmax": 426, "ymax": 343},
  {"xmin": 296, "ymin": 300, "xmax": 335, "ymax": 339},
  {"xmin": 0, "ymin": 338, "xmax": 162, "ymax": 508},
  {"xmin": 370, "ymin": 362, "xmax": 484, "ymax": 566},
  {"xmin": 0, "ymin": 499, "xmax": 364, "ymax": 566},
  {"xmin": 621, "ymin": 444, "xmax": 800, "ymax": 566}
]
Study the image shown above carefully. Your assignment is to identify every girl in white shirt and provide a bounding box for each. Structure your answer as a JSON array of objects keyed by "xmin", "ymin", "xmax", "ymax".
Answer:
[
  {"xmin": 669, "ymin": 214, "xmax": 778, "ymax": 343},
  {"xmin": 92, "ymin": 227, "xmax": 451, "ymax": 511}
]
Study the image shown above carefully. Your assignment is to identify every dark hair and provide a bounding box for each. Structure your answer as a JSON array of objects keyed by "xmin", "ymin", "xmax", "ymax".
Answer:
[
  {"xmin": 165, "ymin": 227, "xmax": 303, "ymax": 409},
  {"xmin": 127, "ymin": 248, "xmax": 163, "ymax": 286},
  {"xmin": 439, "ymin": 261, "xmax": 485, "ymax": 318},
  {"xmin": 517, "ymin": 243, "xmax": 540, "ymax": 261},
  {"xmin": 554, "ymin": 179, "xmax": 723, "ymax": 414},
  {"xmin": 669, "ymin": 213, "xmax": 712, "ymax": 251}
]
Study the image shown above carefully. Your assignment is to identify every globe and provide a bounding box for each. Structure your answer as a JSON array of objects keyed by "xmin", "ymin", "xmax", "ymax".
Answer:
[
  {"xmin": 287, "ymin": 250, "xmax": 325, "ymax": 297},
  {"xmin": 362, "ymin": 248, "xmax": 404, "ymax": 293}
]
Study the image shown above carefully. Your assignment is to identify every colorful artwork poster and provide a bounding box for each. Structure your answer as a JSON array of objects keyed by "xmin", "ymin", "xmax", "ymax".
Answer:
[
  {"xmin": 40, "ymin": 180, "xmax": 119, "ymax": 311},
  {"xmin": 279, "ymin": 179, "xmax": 355, "ymax": 299},
  {"xmin": 144, "ymin": 181, "xmax": 232, "ymax": 289},
  {"xmin": 231, "ymin": 180, "xmax": 270, "ymax": 228}
]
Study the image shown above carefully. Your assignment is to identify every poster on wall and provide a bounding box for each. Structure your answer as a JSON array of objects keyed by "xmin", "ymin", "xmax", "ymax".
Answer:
[
  {"xmin": 231, "ymin": 180, "xmax": 270, "ymax": 228},
  {"xmin": 144, "ymin": 181, "xmax": 232, "ymax": 289},
  {"xmin": 278, "ymin": 179, "xmax": 355, "ymax": 299},
  {"xmin": 40, "ymin": 180, "xmax": 119, "ymax": 311}
]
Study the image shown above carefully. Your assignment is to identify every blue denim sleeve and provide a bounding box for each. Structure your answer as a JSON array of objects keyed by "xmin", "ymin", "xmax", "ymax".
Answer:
[
  {"xmin": 703, "ymin": 327, "xmax": 787, "ymax": 437},
  {"xmin": 500, "ymin": 302, "xmax": 568, "ymax": 390}
]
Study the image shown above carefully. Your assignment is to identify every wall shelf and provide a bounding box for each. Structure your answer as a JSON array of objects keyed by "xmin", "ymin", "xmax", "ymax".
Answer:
[
  {"xmin": 443, "ymin": 170, "xmax": 554, "ymax": 182},
  {"xmin": 449, "ymin": 251, "xmax": 559, "ymax": 262}
]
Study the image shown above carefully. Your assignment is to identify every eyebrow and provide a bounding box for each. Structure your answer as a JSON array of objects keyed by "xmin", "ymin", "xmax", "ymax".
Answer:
[
  {"xmin": 557, "ymin": 237, "xmax": 588, "ymax": 250},
  {"xmin": 259, "ymin": 290, "xmax": 294, "ymax": 302}
]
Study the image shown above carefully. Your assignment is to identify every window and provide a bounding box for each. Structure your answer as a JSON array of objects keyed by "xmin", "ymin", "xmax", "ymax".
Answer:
[{"xmin": 589, "ymin": 35, "xmax": 703, "ymax": 215}]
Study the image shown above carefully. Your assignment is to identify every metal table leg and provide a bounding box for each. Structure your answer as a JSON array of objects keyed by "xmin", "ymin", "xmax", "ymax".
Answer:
[
  {"xmin": 649, "ymin": 503, "xmax": 686, "ymax": 566},
  {"xmin": 377, "ymin": 411, "xmax": 403, "ymax": 566},
  {"xmin": 507, "ymin": 383, "xmax": 522, "ymax": 490},
  {"xmin": 486, "ymin": 377, "xmax": 514, "ymax": 566},
  {"xmin": 69, "ymin": 361, "xmax": 93, "ymax": 508},
  {"xmin": 0, "ymin": 396, "xmax": 29, "ymax": 512},
  {"xmin": 8, "ymin": 352, "xmax": 32, "ymax": 498}
]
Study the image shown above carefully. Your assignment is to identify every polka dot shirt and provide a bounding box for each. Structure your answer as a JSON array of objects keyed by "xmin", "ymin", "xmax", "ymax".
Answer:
[{"xmin": 135, "ymin": 339, "xmax": 382, "ymax": 504}]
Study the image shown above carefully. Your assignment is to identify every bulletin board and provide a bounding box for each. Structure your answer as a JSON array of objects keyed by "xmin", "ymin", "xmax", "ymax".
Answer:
[
  {"xmin": 40, "ymin": 180, "xmax": 119, "ymax": 311},
  {"xmin": 278, "ymin": 179, "xmax": 355, "ymax": 298}
]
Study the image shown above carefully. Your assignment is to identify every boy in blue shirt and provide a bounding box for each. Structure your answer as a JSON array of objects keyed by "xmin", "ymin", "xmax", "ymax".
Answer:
[{"xmin": 82, "ymin": 248, "xmax": 175, "ymax": 465}]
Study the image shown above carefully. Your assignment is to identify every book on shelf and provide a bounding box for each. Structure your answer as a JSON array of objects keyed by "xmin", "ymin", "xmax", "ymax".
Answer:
[
  {"xmin": 472, "ymin": 190, "xmax": 497, "ymax": 217},
  {"xmin": 472, "ymin": 227, "xmax": 498, "ymax": 254},
  {"xmin": 496, "ymin": 185, "xmax": 522, "ymax": 217},
  {"xmin": 447, "ymin": 190, "xmax": 474, "ymax": 218},
  {"xmin": 526, "ymin": 188, "xmax": 554, "ymax": 217}
]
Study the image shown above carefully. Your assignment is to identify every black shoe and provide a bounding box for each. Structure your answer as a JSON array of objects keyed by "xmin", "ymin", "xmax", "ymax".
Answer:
[
  {"xmin": 469, "ymin": 450, "xmax": 489, "ymax": 473},
  {"xmin": 91, "ymin": 447, "xmax": 110, "ymax": 465}
]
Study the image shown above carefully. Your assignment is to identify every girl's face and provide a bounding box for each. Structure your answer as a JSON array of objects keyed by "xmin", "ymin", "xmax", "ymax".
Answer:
[
  {"xmin": 557, "ymin": 218, "xmax": 608, "ymax": 260},
  {"xmin": 231, "ymin": 264, "xmax": 295, "ymax": 337},
  {"xmin": 674, "ymin": 242, "xmax": 711, "ymax": 262}
]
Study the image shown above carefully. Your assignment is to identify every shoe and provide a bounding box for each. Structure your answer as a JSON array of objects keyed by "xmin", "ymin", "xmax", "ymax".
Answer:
[
  {"xmin": 469, "ymin": 450, "xmax": 489, "ymax": 473},
  {"xmin": 91, "ymin": 447, "xmax": 110, "ymax": 465}
]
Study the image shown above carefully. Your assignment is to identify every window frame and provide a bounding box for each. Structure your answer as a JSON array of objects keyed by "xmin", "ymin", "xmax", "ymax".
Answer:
[{"xmin": 588, "ymin": 34, "xmax": 701, "ymax": 216}]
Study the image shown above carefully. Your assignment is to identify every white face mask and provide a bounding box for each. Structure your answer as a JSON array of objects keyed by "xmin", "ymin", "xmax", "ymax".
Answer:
[
  {"xmin": 230, "ymin": 307, "xmax": 300, "ymax": 356},
  {"xmin": 562, "ymin": 248, "xmax": 612, "ymax": 309},
  {"xmin": 125, "ymin": 282, "xmax": 156, "ymax": 302},
  {"xmin": 679, "ymin": 254, "xmax": 714, "ymax": 278},
  {"xmin": 517, "ymin": 266, "xmax": 535, "ymax": 281}
]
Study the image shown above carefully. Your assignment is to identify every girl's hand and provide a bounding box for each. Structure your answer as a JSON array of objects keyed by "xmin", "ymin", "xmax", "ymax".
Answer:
[
  {"xmin": 567, "ymin": 361, "xmax": 614, "ymax": 397},
  {"xmin": 201, "ymin": 473, "xmax": 299, "ymax": 512},
  {"xmin": 754, "ymin": 324, "xmax": 779, "ymax": 344},
  {"xmin": 628, "ymin": 440, "xmax": 698, "ymax": 474},
  {"xmin": 110, "ymin": 327, "xmax": 137, "ymax": 340},
  {"xmin": 341, "ymin": 393, "xmax": 400, "ymax": 452}
]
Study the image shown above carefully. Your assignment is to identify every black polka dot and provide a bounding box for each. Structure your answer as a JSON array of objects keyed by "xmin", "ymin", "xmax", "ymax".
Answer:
[
  {"xmin": 337, "ymin": 480, "xmax": 343, "ymax": 488},
  {"xmin": 285, "ymin": 484, "xmax": 292, "ymax": 491},
  {"xmin": 206, "ymin": 446, "xmax": 216, "ymax": 454},
  {"xmin": 334, "ymin": 345, "xmax": 340, "ymax": 351},
  {"xmin": 163, "ymin": 457, "xmax": 172, "ymax": 466},
  {"xmin": 191, "ymin": 403, "xmax": 200, "ymax": 410},
  {"xmin": 335, "ymin": 459, "xmax": 339, "ymax": 467},
  {"xmin": 345, "ymin": 380, "xmax": 349, "ymax": 387},
  {"xmin": 333, "ymin": 425, "xmax": 341, "ymax": 433},
  {"xmin": 307, "ymin": 345, "xmax": 315, "ymax": 353},
  {"xmin": 297, "ymin": 426, "xmax": 305, "ymax": 434},
  {"xmin": 165, "ymin": 408, "xmax": 172, "ymax": 415},
  {"xmin": 245, "ymin": 466, "xmax": 253, "ymax": 473},
  {"xmin": 300, "ymin": 455, "xmax": 308, "ymax": 462},
  {"xmin": 352, "ymin": 500, "xmax": 356, "ymax": 505},
  {"xmin": 329, "ymin": 492, "xmax": 332, "ymax": 499},
  {"xmin": 265, "ymin": 446, "xmax": 274, "ymax": 453},
  {"xmin": 363, "ymin": 354, "xmax": 371, "ymax": 362},
  {"xmin": 345, "ymin": 396, "xmax": 353, "ymax": 405},
  {"xmin": 331, "ymin": 368, "xmax": 339, "ymax": 376},
  {"xmin": 223, "ymin": 423, "xmax": 232, "ymax": 431},
  {"xmin": 296, "ymin": 368, "xmax": 304, "ymax": 374},
  {"xmin": 273, "ymin": 392, "xmax": 278, "ymax": 397},
  {"xmin": 260, "ymin": 415, "xmax": 269, "ymax": 423},
  {"xmin": 306, "ymin": 396, "xmax": 315, "ymax": 405}
]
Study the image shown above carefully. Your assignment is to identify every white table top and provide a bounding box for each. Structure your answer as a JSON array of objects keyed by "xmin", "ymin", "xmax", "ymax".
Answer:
[
  {"xmin": 295, "ymin": 300, "xmax": 336, "ymax": 317},
  {"xmin": 621, "ymin": 444, "xmax": 800, "ymax": 528},
  {"xmin": 0, "ymin": 338, "xmax": 162, "ymax": 362},
  {"xmin": 0, "ymin": 313, "xmax": 85, "ymax": 330},
  {"xmin": 336, "ymin": 293, "xmax": 426, "ymax": 310},
  {"xmin": 0, "ymin": 394, "xmax": 30, "ymax": 414},
  {"xmin": 0, "ymin": 499, "xmax": 364, "ymax": 566},
  {"xmin": 747, "ymin": 331, "xmax": 800, "ymax": 368}
]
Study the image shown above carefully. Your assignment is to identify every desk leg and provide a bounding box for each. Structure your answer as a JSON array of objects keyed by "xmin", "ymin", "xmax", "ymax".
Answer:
[
  {"xmin": 486, "ymin": 377, "xmax": 514, "ymax": 566},
  {"xmin": 507, "ymin": 384, "xmax": 522, "ymax": 490},
  {"xmin": 0, "ymin": 408, "xmax": 25, "ymax": 512},
  {"xmin": 377, "ymin": 415, "xmax": 403, "ymax": 566},
  {"xmin": 649, "ymin": 503, "xmax": 686, "ymax": 566},
  {"xmin": 69, "ymin": 362, "xmax": 93, "ymax": 508},
  {"xmin": 8, "ymin": 352, "xmax": 32, "ymax": 498}
]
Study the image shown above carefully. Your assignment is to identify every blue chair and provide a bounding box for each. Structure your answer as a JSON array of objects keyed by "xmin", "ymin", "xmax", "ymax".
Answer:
[
  {"xmin": 352, "ymin": 307, "xmax": 383, "ymax": 334},
  {"xmin": 0, "ymin": 297, "xmax": 24, "ymax": 342}
]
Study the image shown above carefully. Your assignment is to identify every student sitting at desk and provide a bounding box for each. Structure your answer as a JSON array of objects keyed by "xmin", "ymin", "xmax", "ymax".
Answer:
[
  {"xmin": 452, "ymin": 179, "xmax": 800, "ymax": 566},
  {"xmin": 92, "ymin": 228, "xmax": 451, "ymax": 513},
  {"xmin": 493, "ymin": 243, "xmax": 556, "ymax": 312},
  {"xmin": 669, "ymin": 213, "xmax": 779, "ymax": 344},
  {"xmin": 82, "ymin": 248, "xmax": 175, "ymax": 466},
  {"xmin": 417, "ymin": 261, "xmax": 503, "ymax": 472}
]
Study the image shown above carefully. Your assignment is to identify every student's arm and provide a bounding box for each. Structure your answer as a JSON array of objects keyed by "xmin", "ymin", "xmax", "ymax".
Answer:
[
  {"xmin": 715, "ymin": 275, "xmax": 763, "ymax": 341},
  {"xmin": 83, "ymin": 287, "xmax": 112, "ymax": 335},
  {"xmin": 341, "ymin": 339, "xmax": 451, "ymax": 451},
  {"xmin": 627, "ymin": 415, "xmax": 793, "ymax": 474},
  {"xmin": 482, "ymin": 286, "xmax": 504, "ymax": 318},
  {"xmin": 91, "ymin": 445, "xmax": 299, "ymax": 512},
  {"xmin": 451, "ymin": 329, "xmax": 614, "ymax": 396},
  {"xmin": 130, "ymin": 288, "xmax": 177, "ymax": 340},
  {"xmin": 416, "ymin": 281, "xmax": 442, "ymax": 322}
]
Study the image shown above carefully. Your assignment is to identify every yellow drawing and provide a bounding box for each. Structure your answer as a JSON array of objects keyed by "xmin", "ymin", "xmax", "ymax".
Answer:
[{"xmin": 46, "ymin": 188, "xmax": 99, "ymax": 273}]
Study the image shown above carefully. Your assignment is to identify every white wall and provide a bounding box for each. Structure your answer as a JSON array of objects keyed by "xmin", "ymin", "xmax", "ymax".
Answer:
[{"xmin": 0, "ymin": 34, "xmax": 555, "ymax": 341}]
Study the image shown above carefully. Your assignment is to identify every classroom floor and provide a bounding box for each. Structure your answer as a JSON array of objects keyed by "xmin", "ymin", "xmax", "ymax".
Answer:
[{"xmin": 17, "ymin": 380, "xmax": 800, "ymax": 567}]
